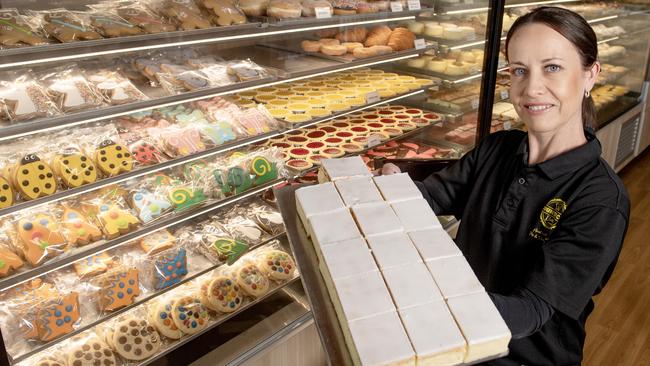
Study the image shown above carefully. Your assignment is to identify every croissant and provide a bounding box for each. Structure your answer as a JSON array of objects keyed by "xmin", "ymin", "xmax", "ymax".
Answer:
[
  {"xmin": 387, "ymin": 27, "xmax": 415, "ymax": 51},
  {"xmin": 364, "ymin": 25, "xmax": 392, "ymax": 47},
  {"xmin": 335, "ymin": 27, "xmax": 368, "ymax": 43}
]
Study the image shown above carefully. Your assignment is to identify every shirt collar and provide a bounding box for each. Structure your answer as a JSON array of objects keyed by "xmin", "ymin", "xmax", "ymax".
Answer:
[{"xmin": 516, "ymin": 128, "xmax": 602, "ymax": 180}]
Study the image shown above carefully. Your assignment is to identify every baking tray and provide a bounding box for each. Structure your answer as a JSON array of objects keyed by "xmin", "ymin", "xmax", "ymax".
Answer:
[{"xmin": 276, "ymin": 185, "xmax": 509, "ymax": 366}]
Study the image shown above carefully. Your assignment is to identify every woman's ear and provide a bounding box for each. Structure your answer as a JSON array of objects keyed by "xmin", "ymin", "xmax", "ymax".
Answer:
[{"xmin": 585, "ymin": 61, "xmax": 601, "ymax": 94}]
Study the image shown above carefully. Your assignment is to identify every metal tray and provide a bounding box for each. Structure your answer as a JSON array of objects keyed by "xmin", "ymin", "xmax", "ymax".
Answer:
[{"xmin": 276, "ymin": 185, "xmax": 509, "ymax": 366}]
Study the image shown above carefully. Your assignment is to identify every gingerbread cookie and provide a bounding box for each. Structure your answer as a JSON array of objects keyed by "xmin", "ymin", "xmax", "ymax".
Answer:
[
  {"xmin": 236, "ymin": 264, "xmax": 269, "ymax": 297},
  {"xmin": 94, "ymin": 140, "xmax": 134, "ymax": 177},
  {"xmin": 131, "ymin": 189, "xmax": 172, "ymax": 223},
  {"xmin": 13, "ymin": 154, "xmax": 57, "ymax": 200},
  {"xmin": 43, "ymin": 13, "xmax": 102, "ymax": 43},
  {"xmin": 129, "ymin": 140, "xmax": 166, "ymax": 166},
  {"xmin": 200, "ymin": 276, "xmax": 243, "ymax": 313},
  {"xmin": 258, "ymin": 249, "xmax": 295, "ymax": 281},
  {"xmin": 61, "ymin": 207, "xmax": 103, "ymax": 246},
  {"xmin": 35, "ymin": 292, "xmax": 81, "ymax": 341},
  {"xmin": 140, "ymin": 229, "xmax": 175, "ymax": 255},
  {"xmin": 112, "ymin": 318, "xmax": 161, "ymax": 360},
  {"xmin": 98, "ymin": 268, "xmax": 140, "ymax": 312},
  {"xmin": 16, "ymin": 213, "xmax": 66, "ymax": 266},
  {"xmin": 90, "ymin": 15, "xmax": 144, "ymax": 38},
  {"xmin": 0, "ymin": 246, "xmax": 24, "ymax": 277},
  {"xmin": 66, "ymin": 337, "xmax": 117, "ymax": 366},
  {"xmin": 96, "ymin": 204, "xmax": 140, "ymax": 239},
  {"xmin": 52, "ymin": 152, "xmax": 97, "ymax": 188},
  {"xmin": 0, "ymin": 13, "xmax": 48, "ymax": 47},
  {"xmin": 0, "ymin": 176, "xmax": 14, "ymax": 209},
  {"xmin": 171, "ymin": 295, "xmax": 209, "ymax": 334},
  {"xmin": 199, "ymin": 0, "xmax": 247, "ymax": 26},
  {"xmin": 149, "ymin": 299, "xmax": 183, "ymax": 339},
  {"xmin": 73, "ymin": 252, "xmax": 113, "ymax": 278},
  {"xmin": 153, "ymin": 248, "xmax": 188, "ymax": 289},
  {"xmin": 163, "ymin": 0, "xmax": 212, "ymax": 30},
  {"xmin": 117, "ymin": 7, "xmax": 177, "ymax": 34}
]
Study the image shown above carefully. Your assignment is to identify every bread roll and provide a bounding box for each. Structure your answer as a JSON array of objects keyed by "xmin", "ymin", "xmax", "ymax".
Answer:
[
  {"xmin": 336, "ymin": 27, "xmax": 367, "ymax": 43},
  {"xmin": 239, "ymin": 0, "xmax": 269, "ymax": 16},
  {"xmin": 356, "ymin": 2, "xmax": 378, "ymax": 13},
  {"xmin": 301, "ymin": 40, "xmax": 322, "ymax": 52},
  {"xmin": 364, "ymin": 25, "xmax": 392, "ymax": 47},
  {"xmin": 352, "ymin": 45, "xmax": 393, "ymax": 59},
  {"xmin": 342, "ymin": 42, "xmax": 364, "ymax": 52},
  {"xmin": 319, "ymin": 38, "xmax": 340, "ymax": 45},
  {"xmin": 267, "ymin": 0, "xmax": 302, "ymax": 18},
  {"xmin": 321, "ymin": 44, "xmax": 348, "ymax": 56},
  {"xmin": 387, "ymin": 27, "xmax": 415, "ymax": 51}
]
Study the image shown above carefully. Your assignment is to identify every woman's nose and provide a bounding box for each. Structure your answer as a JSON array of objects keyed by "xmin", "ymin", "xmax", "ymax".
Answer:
[{"xmin": 524, "ymin": 70, "xmax": 546, "ymax": 97}]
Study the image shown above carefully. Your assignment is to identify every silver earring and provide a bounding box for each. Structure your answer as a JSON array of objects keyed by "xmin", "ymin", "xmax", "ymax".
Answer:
[{"xmin": 585, "ymin": 90, "xmax": 590, "ymax": 97}]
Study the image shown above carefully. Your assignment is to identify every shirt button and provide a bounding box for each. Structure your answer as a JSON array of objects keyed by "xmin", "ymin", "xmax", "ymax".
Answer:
[{"xmin": 518, "ymin": 178, "xmax": 526, "ymax": 184}]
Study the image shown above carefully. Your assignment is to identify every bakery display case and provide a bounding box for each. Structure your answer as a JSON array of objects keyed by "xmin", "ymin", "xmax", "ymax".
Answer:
[{"xmin": 0, "ymin": 0, "xmax": 498, "ymax": 364}]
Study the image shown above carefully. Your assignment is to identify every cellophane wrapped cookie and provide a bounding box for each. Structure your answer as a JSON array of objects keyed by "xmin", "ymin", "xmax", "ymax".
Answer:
[
  {"xmin": 79, "ymin": 124, "xmax": 136, "ymax": 178},
  {"xmin": 212, "ymin": 147, "xmax": 286, "ymax": 197},
  {"xmin": 113, "ymin": 0, "xmax": 177, "ymax": 33},
  {"xmin": 27, "ymin": 9, "xmax": 103, "ymax": 43},
  {"xmin": 0, "ymin": 72, "xmax": 60, "ymax": 123},
  {"xmin": 226, "ymin": 59, "xmax": 269, "ymax": 82},
  {"xmin": 58, "ymin": 202, "xmax": 105, "ymax": 247},
  {"xmin": 85, "ymin": 68, "xmax": 148, "ymax": 106},
  {"xmin": 1, "ymin": 137, "xmax": 61, "ymax": 201},
  {"xmin": 39, "ymin": 65, "xmax": 105, "ymax": 114},
  {"xmin": 146, "ymin": 118, "xmax": 206, "ymax": 158},
  {"xmin": 195, "ymin": 0, "xmax": 247, "ymax": 26},
  {"xmin": 5, "ymin": 206, "xmax": 68, "ymax": 267},
  {"xmin": 0, "ymin": 9, "xmax": 49, "ymax": 49},
  {"xmin": 88, "ymin": 265, "xmax": 142, "ymax": 314},
  {"xmin": 139, "ymin": 241, "xmax": 190, "ymax": 291},
  {"xmin": 86, "ymin": 6, "xmax": 145, "ymax": 38},
  {"xmin": 125, "ymin": 177, "xmax": 174, "ymax": 224},
  {"xmin": 0, "ymin": 236, "xmax": 24, "ymax": 278},
  {"xmin": 116, "ymin": 116, "xmax": 170, "ymax": 166},
  {"xmin": 220, "ymin": 205, "xmax": 272, "ymax": 246},
  {"xmin": 149, "ymin": 0, "xmax": 213, "ymax": 30},
  {"xmin": 46, "ymin": 130, "xmax": 100, "ymax": 190},
  {"xmin": 183, "ymin": 220, "xmax": 249, "ymax": 265},
  {"xmin": 79, "ymin": 185, "xmax": 141, "ymax": 240},
  {"xmin": 150, "ymin": 170, "xmax": 208, "ymax": 213}
]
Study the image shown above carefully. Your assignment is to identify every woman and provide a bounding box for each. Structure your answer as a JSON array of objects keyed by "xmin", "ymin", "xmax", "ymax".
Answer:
[{"xmin": 383, "ymin": 7, "xmax": 629, "ymax": 366}]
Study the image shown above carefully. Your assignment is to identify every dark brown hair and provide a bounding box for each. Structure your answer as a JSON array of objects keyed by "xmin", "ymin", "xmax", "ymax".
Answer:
[{"xmin": 505, "ymin": 6, "xmax": 598, "ymax": 129}]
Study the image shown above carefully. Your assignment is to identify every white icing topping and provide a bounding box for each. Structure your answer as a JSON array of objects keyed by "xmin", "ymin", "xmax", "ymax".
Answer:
[
  {"xmin": 348, "ymin": 311, "xmax": 415, "ymax": 366},
  {"xmin": 320, "ymin": 237, "xmax": 377, "ymax": 280},
  {"xmin": 334, "ymin": 176, "xmax": 383, "ymax": 206},
  {"xmin": 333, "ymin": 270, "xmax": 395, "ymax": 322},
  {"xmin": 366, "ymin": 232, "xmax": 422, "ymax": 269},
  {"xmin": 398, "ymin": 301, "xmax": 467, "ymax": 363},
  {"xmin": 351, "ymin": 202, "xmax": 404, "ymax": 237},
  {"xmin": 296, "ymin": 182, "xmax": 345, "ymax": 217},
  {"xmin": 382, "ymin": 262, "xmax": 443, "ymax": 309},
  {"xmin": 320, "ymin": 156, "xmax": 372, "ymax": 182},
  {"xmin": 308, "ymin": 209, "xmax": 362, "ymax": 247},
  {"xmin": 446, "ymin": 292, "xmax": 511, "ymax": 362},
  {"xmin": 426, "ymin": 256, "xmax": 484, "ymax": 299},
  {"xmin": 408, "ymin": 228, "xmax": 462, "ymax": 262},
  {"xmin": 373, "ymin": 173, "xmax": 423, "ymax": 203},
  {"xmin": 391, "ymin": 198, "xmax": 441, "ymax": 232}
]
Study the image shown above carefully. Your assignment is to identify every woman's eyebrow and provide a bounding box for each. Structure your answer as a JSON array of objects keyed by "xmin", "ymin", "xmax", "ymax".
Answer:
[
  {"xmin": 508, "ymin": 61, "xmax": 526, "ymax": 66},
  {"xmin": 541, "ymin": 57, "xmax": 563, "ymax": 62}
]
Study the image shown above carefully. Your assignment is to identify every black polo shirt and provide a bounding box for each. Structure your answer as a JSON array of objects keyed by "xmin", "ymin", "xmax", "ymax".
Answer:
[{"xmin": 415, "ymin": 129, "xmax": 630, "ymax": 366}]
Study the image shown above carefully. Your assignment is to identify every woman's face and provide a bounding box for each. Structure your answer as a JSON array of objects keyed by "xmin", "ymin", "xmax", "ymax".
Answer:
[{"xmin": 507, "ymin": 23, "xmax": 599, "ymax": 134}]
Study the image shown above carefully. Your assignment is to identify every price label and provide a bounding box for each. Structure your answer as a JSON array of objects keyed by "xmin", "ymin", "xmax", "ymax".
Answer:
[
  {"xmin": 368, "ymin": 134, "xmax": 382, "ymax": 147},
  {"xmin": 315, "ymin": 7, "xmax": 332, "ymax": 18},
  {"xmin": 471, "ymin": 99, "xmax": 480, "ymax": 109},
  {"xmin": 503, "ymin": 121, "xmax": 512, "ymax": 130},
  {"xmin": 407, "ymin": 0, "xmax": 421, "ymax": 10},
  {"xmin": 500, "ymin": 90, "xmax": 509, "ymax": 100},
  {"xmin": 366, "ymin": 91, "xmax": 380, "ymax": 104},
  {"xmin": 414, "ymin": 38, "xmax": 426, "ymax": 50},
  {"xmin": 390, "ymin": 1, "xmax": 403, "ymax": 11}
]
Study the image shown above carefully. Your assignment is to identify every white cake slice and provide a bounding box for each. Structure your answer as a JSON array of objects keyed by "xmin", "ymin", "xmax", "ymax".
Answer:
[
  {"xmin": 446, "ymin": 292, "xmax": 511, "ymax": 363},
  {"xmin": 426, "ymin": 256, "xmax": 483, "ymax": 299},
  {"xmin": 398, "ymin": 301, "xmax": 467, "ymax": 366},
  {"xmin": 332, "ymin": 270, "xmax": 396, "ymax": 324},
  {"xmin": 381, "ymin": 262, "xmax": 443, "ymax": 309},
  {"xmin": 319, "ymin": 237, "xmax": 377, "ymax": 281},
  {"xmin": 373, "ymin": 173, "xmax": 422, "ymax": 203},
  {"xmin": 366, "ymin": 233, "xmax": 422, "ymax": 270},
  {"xmin": 391, "ymin": 198, "xmax": 441, "ymax": 232},
  {"xmin": 319, "ymin": 156, "xmax": 373, "ymax": 183},
  {"xmin": 295, "ymin": 182, "xmax": 346, "ymax": 231},
  {"xmin": 348, "ymin": 311, "xmax": 416, "ymax": 366},
  {"xmin": 308, "ymin": 209, "xmax": 362, "ymax": 248},
  {"xmin": 408, "ymin": 229, "xmax": 462, "ymax": 262},
  {"xmin": 335, "ymin": 176, "xmax": 383, "ymax": 207},
  {"xmin": 351, "ymin": 202, "xmax": 404, "ymax": 237}
]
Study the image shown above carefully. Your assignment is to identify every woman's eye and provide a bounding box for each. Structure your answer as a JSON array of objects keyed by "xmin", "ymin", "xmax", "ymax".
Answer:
[
  {"xmin": 511, "ymin": 68, "xmax": 526, "ymax": 76},
  {"xmin": 545, "ymin": 64, "xmax": 561, "ymax": 72}
]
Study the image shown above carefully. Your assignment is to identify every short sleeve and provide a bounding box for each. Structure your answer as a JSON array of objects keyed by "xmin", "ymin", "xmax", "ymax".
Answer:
[{"xmin": 525, "ymin": 205, "xmax": 627, "ymax": 319}]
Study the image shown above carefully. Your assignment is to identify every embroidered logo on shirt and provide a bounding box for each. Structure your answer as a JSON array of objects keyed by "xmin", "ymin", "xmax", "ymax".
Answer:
[{"xmin": 529, "ymin": 197, "xmax": 567, "ymax": 241}]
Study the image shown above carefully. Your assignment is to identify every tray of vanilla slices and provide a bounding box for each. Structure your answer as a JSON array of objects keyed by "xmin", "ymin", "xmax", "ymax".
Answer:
[{"xmin": 276, "ymin": 155, "xmax": 511, "ymax": 366}]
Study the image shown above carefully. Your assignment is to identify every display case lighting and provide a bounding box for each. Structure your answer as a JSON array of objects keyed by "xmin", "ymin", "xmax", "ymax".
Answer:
[
  {"xmin": 598, "ymin": 36, "xmax": 619, "ymax": 44},
  {"xmin": 587, "ymin": 15, "xmax": 619, "ymax": 24},
  {"xmin": 450, "ymin": 39, "xmax": 487, "ymax": 50},
  {"xmin": 503, "ymin": 0, "xmax": 578, "ymax": 9}
]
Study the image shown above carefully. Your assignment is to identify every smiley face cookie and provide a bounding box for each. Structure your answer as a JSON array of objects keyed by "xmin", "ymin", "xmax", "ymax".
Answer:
[
  {"xmin": 66, "ymin": 337, "xmax": 117, "ymax": 366},
  {"xmin": 97, "ymin": 204, "xmax": 140, "ymax": 239},
  {"xmin": 52, "ymin": 152, "xmax": 97, "ymax": 188},
  {"xmin": 200, "ymin": 276, "xmax": 243, "ymax": 313},
  {"xmin": 61, "ymin": 207, "xmax": 103, "ymax": 246},
  {"xmin": 16, "ymin": 213, "xmax": 67, "ymax": 266},
  {"xmin": 112, "ymin": 318, "xmax": 161, "ymax": 361},
  {"xmin": 95, "ymin": 140, "xmax": 134, "ymax": 177},
  {"xmin": 35, "ymin": 292, "xmax": 81, "ymax": 341},
  {"xmin": 258, "ymin": 249, "xmax": 295, "ymax": 281},
  {"xmin": 236, "ymin": 264, "xmax": 270, "ymax": 297},
  {"xmin": 149, "ymin": 299, "xmax": 183, "ymax": 339},
  {"xmin": 0, "ymin": 176, "xmax": 14, "ymax": 208},
  {"xmin": 13, "ymin": 154, "xmax": 57, "ymax": 200},
  {"xmin": 171, "ymin": 295, "xmax": 209, "ymax": 335}
]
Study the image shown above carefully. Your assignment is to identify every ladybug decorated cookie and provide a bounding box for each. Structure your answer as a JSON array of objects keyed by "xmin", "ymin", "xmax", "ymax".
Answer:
[
  {"xmin": 94, "ymin": 140, "xmax": 134, "ymax": 177},
  {"xmin": 13, "ymin": 154, "xmax": 57, "ymax": 200},
  {"xmin": 51, "ymin": 152, "xmax": 97, "ymax": 188}
]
